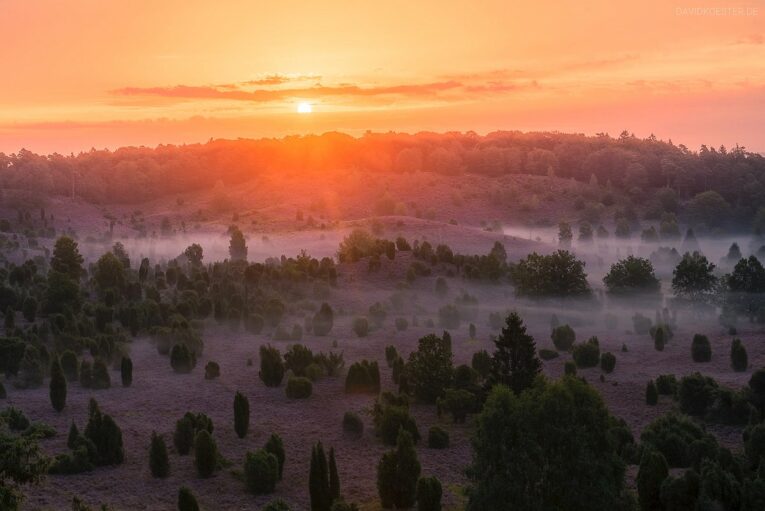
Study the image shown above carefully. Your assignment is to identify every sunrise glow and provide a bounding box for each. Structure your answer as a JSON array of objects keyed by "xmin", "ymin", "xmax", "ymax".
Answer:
[{"xmin": 297, "ymin": 102, "xmax": 313, "ymax": 114}]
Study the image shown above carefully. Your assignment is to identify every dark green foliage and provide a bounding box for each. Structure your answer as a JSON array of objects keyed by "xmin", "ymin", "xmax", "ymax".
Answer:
[
  {"xmin": 173, "ymin": 412, "xmax": 214, "ymax": 456},
  {"xmin": 312, "ymin": 303, "xmax": 334, "ymax": 336},
  {"xmin": 329, "ymin": 447, "xmax": 340, "ymax": 504},
  {"xmin": 572, "ymin": 337, "xmax": 600, "ymax": 368},
  {"xmin": 691, "ymin": 334, "xmax": 711, "ymax": 362},
  {"xmin": 406, "ymin": 332, "xmax": 454, "ymax": 403},
  {"xmin": 749, "ymin": 369, "xmax": 765, "ymax": 413},
  {"xmin": 178, "ymin": 487, "xmax": 200, "ymax": 511},
  {"xmin": 706, "ymin": 387, "xmax": 755, "ymax": 425},
  {"xmin": 698, "ymin": 458, "xmax": 742, "ymax": 510},
  {"xmin": 377, "ymin": 429, "xmax": 421, "ymax": 509},
  {"xmin": 672, "ymin": 251, "xmax": 717, "ymax": 301},
  {"xmin": 48, "ymin": 437, "xmax": 96, "ymax": 475},
  {"xmin": 385, "ymin": 345, "xmax": 398, "ymax": 367},
  {"xmin": 149, "ymin": 431, "xmax": 170, "ymax": 478},
  {"xmin": 600, "ymin": 352, "xmax": 616, "ymax": 373},
  {"xmin": 49, "ymin": 357, "xmax": 67, "ymax": 412},
  {"xmin": 120, "ymin": 357, "xmax": 132, "ymax": 387},
  {"xmin": 285, "ymin": 376, "xmax": 312, "ymax": 399},
  {"xmin": 427, "ymin": 427, "xmax": 449, "ymax": 449},
  {"xmin": 194, "ymin": 429, "xmax": 217, "ymax": 477},
  {"xmin": 67, "ymin": 422, "xmax": 79, "ymax": 449},
  {"xmin": 744, "ymin": 423, "xmax": 765, "ymax": 469},
  {"xmin": 603, "ymin": 256, "xmax": 660, "ymax": 295},
  {"xmin": 284, "ymin": 344, "xmax": 314, "ymax": 376},
  {"xmin": 259, "ymin": 345, "xmax": 285, "ymax": 387},
  {"xmin": 17, "ymin": 345, "xmax": 43, "ymax": 389},
  {"xmin": 0, "ymin": 381, "xmax": 5, "ymax": 399},
  {"xmin": 509, "ymin": 250, "xmax": 591, "ymax": 297},
  {"xmin": 375, "ymin": 396, "xmax": 420, "ymax": 446},
  {"xmin": 89, "ymin": 359, "xmax": 110, "ymax": 389},
  {"xmin": 640, "ymin": 413, "xmax": 717, "ymax": 468},
  {"xmin": 564, "ymin": 360, "xmax": 577, "ymax": 376},
  {"xmin": 551, "ymin": 324, "xmax": 576, "ymax": 351},
  {"xmin": 1, "ymin": 407, "xmax": 30, "ymax": 431},
  {"xmin": 678, "ymin": 372, "xmax": 718, "ymax": 416},
  {"xmin": 83, "ymin": 399, "xmax": 124, "ymax": 466},
  {"xmin": 489, "ymin": 313, "xmax": 540, "ymax": 394},
  {"xmin": 264, "ymin": 433, "xmax": 285, "ymax": 480},
  {"xmin": 0, "ymin": 337, "xmax": 26, "ymax": 377},
  {"xmin": 244, "ymin": 449, "xmax": 279, "ymax": 495},
  {"xmin": 310, "ymin": 442, "xmax": 331, "ymax": 511},
  {"xmin": 170, "ymin": 343, "xmax": 196, "ymax": 373},
  {"xmin": 470, "ymin": 350, "xmax": 491, "ymax": 379},
  {"xmin": 646, "ymin": 381, "xmax": 658, "ymax": 405},
  {"xmin": 417, "ymin": 476, "xmax": 442, "ymax": 511},
  {"xmin": 234, "ymin": 391, "xmax": 249, "ymax": 439},
  {"xmin": 660, "ymin": 470, "xmax": 700, "ymax": 511},
  {"xmin": 204, "ymin": 361, "xmax": 219, "ymax": 380},
  {"xmin": 61, "ymin": 350, "xmax": 80, "ymax": 381},
  {"xmin": 262, "ymin": 499, "xmax": 292, "ymax": 511},
  {"xmin": 731, "ymin": 339, "xmax": 748, "ymax": 372},
  {"xmin": 438, "ymin": 389, "xmax": 473, "ymax": 423},
  {"xmin": 50, "ymin": 236, "xmax": 84, "ymax": 280},
  {"xmin": 637, "ymin": 449, "xmax": 669, "ymax": 511},
  {"xmin": 656, "ymin": 374, "xmax": 678, "ymax": 395},
  {"xmin": 342, "ymin": 412, "xmax": 363, "ymax": 438},
  {"xmin": 466, "ymin": 380, "xmax": 627, "ymax": 511},
  {"xmin": 344, "ymin": 360, "xmax": 380, "ymax": 394}
]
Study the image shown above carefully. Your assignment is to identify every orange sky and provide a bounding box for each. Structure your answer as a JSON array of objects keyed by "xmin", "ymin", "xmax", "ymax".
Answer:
[{"xmin": 1, "ymin": 0, "xmax": 764, "ymax": 154}]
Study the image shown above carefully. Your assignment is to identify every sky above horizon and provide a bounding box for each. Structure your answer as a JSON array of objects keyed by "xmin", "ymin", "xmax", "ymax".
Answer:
[{"xmin": 1, "ymin": 0, "xmax": 764, "ymax": 154}]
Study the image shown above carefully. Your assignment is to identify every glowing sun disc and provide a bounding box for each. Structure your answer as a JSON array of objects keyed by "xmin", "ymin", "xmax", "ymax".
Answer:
[{"xmin": 297, "ymin": 102, "xmax": 312, "ymax": 114}]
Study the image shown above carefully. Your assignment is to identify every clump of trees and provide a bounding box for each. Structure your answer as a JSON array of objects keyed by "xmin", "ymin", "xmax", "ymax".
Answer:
[
  {"xmin": 509, "ymin": 251, "xmax": 590, "ymax": 298},
  {"xmin": 377, "ymin": 429, "xmax": 421, "ymax": 509},
  {"xmin": 603, "ymin": 256, "xmax": 660, "ymax": 295},
  {"xmin": 345, "ymin": 360, "xmax": 380, "ymax": 394}
]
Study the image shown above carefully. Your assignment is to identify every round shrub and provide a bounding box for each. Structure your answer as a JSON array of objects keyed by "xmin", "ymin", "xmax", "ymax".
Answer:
[
  {"xmin": 304, "ymin": 363, "xmax": 324, "ymax": 382},
  {"xmin": 171, "ymin": 343, "xmax": 196, "ymax": 373},
  {"xmin": 149, "ymin": 431, "xmax": 170, "ymax": 478},
  {"xmin": 284, "ymin": 344, "xmax": 314, "ymax": 376},
  {"xmin": 637, "ymin": 449, "xmax": 669, "ymax": 511},
  {"xmin": 659, "ymin": 470, "xmax": 700, "ymax": 511},
  {"xmin": 345, "ymin": 360, "xmax": 380, "ymax": 394},
  {"xmin": 427, "ymin": 426, "xmax": 449, "ymax": 449},
  {"xmin": 379, "ymin": 405, "xmax": 419, "ymax": 446},
  {"xmin": 178, "ymin": 487, "xmax": 200, "ymax": 511},
  {"xmin": 551, "ymin": 324, "xmax": 576, "ymax": 351},
  {"xmin": 343, "ymin": 412, "xmax": 364, "ymax": 438},
  {"xmin": 600, "ymin": 352, "xmax": 616, "ymax": 374},
  {"xmin": 678, "ymin": 372, "xmax": 718, "ymax": 416},
  {"xmin": 640, "ymin": 413, "xmax": 717, "ymax": 468},
  {"xmin": 120, "ymin": 356, "xmax": 133, "ymax": 387},
  {"xmin": 655, "ymin": 374, "xmax": 678, "ymax": 396},
  {"xmin": 353, "ymin": 317, "xmax": 369, "ymax": 338},
  {"xmin": 572, "ymin": 337, "xmax": 600, "ymax": 368},
  {"xmin": 731, "ymin": 339, "xmax": 748, "ymax": 372},
  {"xmin": 564, "ymin": 360, "xmax": 577, "ymax": 376},
  {"xmin": 194, "ymin": 429, "xmax": 217, "ymax": 478},
  {"xmin": 646, "ymin": 381, "xmax": 658, "ymax": 405},
  {"xmin": 417, "ymin": 476, "xmax": 443, "ymax": 511},
  {"xmin": 244, "ymin": 448, "xmax": 279, "ymax": 495},
  {"xmin": 691, "ymin": 334, "xmax": 711, "ymax": 363},
  {"xmin": 285, "ymin": 376, "xmax": 312, "ymax": 399},
  {"xmin": 259, "ymin": 345, "xmax": 285, "ymax": 387}
]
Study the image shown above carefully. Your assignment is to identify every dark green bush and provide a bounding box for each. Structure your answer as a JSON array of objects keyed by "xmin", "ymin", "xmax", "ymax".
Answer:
[
  {"xmin": 173, "ymin": 412, "xmax": 214, "ymax": 455},
  {"xmin": 678, "ymin": 373, "xmax": 718, "ymax": 416},
  {"xmin": 178, "ymin": 487, "xmax": 200, "ymax": 511},
  {"xmin": 284, "ymin": 344, "xmax": 314, "ymax": 376},
  {"xmin": 91, "ymin": 359, "xmax": 111, "ymax": 389},
  {"xmin": 60, "ymin": 350, "xmax": 79, "ymax": 380},
  {"xmin": 204, "ymin": 361, "xmax": 220, "ymax": 380},
  {"xmin": 744, "ymin": 423, "xmax": 765, "ymax": 469},
  {"xmin": 656, "ymin": 374, "xmax": 678, "ymax": 396},
  {"xmin": 640, "ymin": 413, "xmax": 717, "ymax": 468},
  {"xmin": 244, "ymin": 448, "xmax": 279, "ymax": 495},
  {"xmin": 660, "ymin": 470, "xmax": 700, "ymax": 511},
  {"xmin": 377, "ymin": 429, "xmax": 421, "ymax": 509},
  {"xmin": 84, "ymin": 399, "xmax": 124, "ymax": 465},
  {"xmin": 49, "ymin": 357, "xmax": 67, "ymax": 412},
  {"xmin": 600, "ymin": 352, "xmax": 616, "ymax": 373},
  {"xmin": 264, "ymin": 433, "xmax": 285, "ymax": 480},
  {"xmin": 572, "ymin": 337, "xmax": 600, "ymax": 368},
  {"xmin": 385, "ymin": 345, "xmax": 398, "ymax": 367},
  {"xmin": 564, "ymin": 360, "xmax": 577, "ymax": 376},
  {"xmin": 170, "ymin": 343, "xmax": 196, "ymax": 373},
  {"xmin": 427, "ymin": 426, "xmax": 449, "ymax": 449},
  {"xmin": 706, "ymin": 387, "xmax": 754, "ymax": 425},
  {"xmin": 691, "ymin": 334, "xmax": 711, "ymax": 363},
  {"xmin": 149, "ymin": 431, "xmax": 170, "ymax": 478},
  {"xmin": 731, "ymin": 339, "xmax": 748, "ymax": 372},
  {"xmin": 343, "ymin": 412, "xmax": 364, "ymax": 438},
  {"xmin": 377, "ymin": 403, "xmax": 419, "ymax": 446},
  {"xmin": 345, "ymin": 360, "xmax": 380, "ymax": 394},
  {"xmin": 646, "ymin": 380, "xmax": 658, "ymax": 405},
  {"xmin": 285, "ymin": 376, "xmax": 312, "ymax": 399},
  {"xmin": 262, "ymin": 499, "xmax": 292, "ymax": 511},
  {"xmin": 234, "ymin": 391, "xmax": 250, "ymax": 439},
  {"xmin": 437, "ymin": 389, "xmax": 473, "ymax": 423},
  {"xmin": 637, "ymin": 449, "xmax": 669, "ymax": 511},
  {"xmin": 417, "ymin": 476, "xmax": 442, "ymax": 511},
  {"xmin": 194, "ymin": 429, "xmax": 217, "ymax": 477},
  {"xmin": 551, "ymin": 324, "xmax": 576, "ymax": 351},
  {"xmin": 259, "ymin": 345, "xmax": 285, "ymax": 387},
  {"xmin": 120, "ymin": 356, "xmax": 132, "ymax": 387}
]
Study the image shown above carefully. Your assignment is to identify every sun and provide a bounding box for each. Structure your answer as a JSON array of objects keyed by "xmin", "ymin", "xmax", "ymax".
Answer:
[{"xmin": 297, "ymin": 101, "xmax": 313, "ymax": 114}]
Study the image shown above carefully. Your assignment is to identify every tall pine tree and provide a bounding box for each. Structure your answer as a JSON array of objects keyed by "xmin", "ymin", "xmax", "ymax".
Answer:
[{"xmin": 490, "ymin": 312, "xmax": 541, "ymax": 394}]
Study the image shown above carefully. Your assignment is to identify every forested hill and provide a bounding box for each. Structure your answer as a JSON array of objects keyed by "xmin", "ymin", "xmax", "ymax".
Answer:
[{"xmin": 1, "ymin": 131, "xmax": 764, "ymax": 231}]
